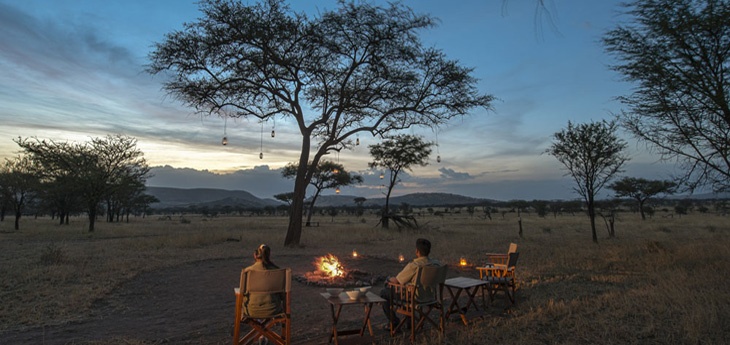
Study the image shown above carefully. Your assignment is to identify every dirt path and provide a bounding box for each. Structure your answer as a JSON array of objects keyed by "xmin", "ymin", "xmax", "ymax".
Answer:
[{"xmin": 0, "ymin": 254, "xmax": 410, "ymax": 344}]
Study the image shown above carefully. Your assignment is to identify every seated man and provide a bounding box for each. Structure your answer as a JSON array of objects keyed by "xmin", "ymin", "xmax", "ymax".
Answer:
[{"xmin": 380, "ymin": 238, "xmax": 440, "ymax": 329}]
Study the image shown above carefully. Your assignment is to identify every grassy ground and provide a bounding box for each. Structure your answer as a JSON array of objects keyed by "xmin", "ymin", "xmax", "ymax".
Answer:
[{"xmin": 1, "ymin": 210, "xmax": 728, "ymax": 344}]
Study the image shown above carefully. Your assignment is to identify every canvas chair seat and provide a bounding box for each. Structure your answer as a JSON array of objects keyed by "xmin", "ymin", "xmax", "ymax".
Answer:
[
  {"xmin": 388, "ymin": 264, "xmax": 448, "ymax": 342},
  {"xmin": 233, "ymin": 268, "xmax": 291, "ymax": 345}
]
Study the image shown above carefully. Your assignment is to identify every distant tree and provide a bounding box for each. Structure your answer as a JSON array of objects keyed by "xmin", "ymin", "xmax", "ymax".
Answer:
[
  {"xmin": 399, "ymin": 202, "xmax": 412, "ymax": 216},
  {"xmin": 609, "ymin": 177, "xmax": 676, "ymax": 220},
  {"xmin": 274, "ymin": 192, "xmax": 295, "ymax": 206},
  {"xmin": 327, "ymin": 207, "xmax": 338, "ymax": 222},
  {"xmin": 532, "ymin": 200, "xmax": 549, "ymax": 218},
  {"xmin": 148, "ymin": 0, "xmax": 493, "ymax": 247},
  {"xmin": 546, "ymin": 120, "xmax": 629, "ymax": 242},
  {"xmin": 604, "ymin": 0, "xmax": 730, "ymax": 193},
  {"xmin": 282, "ymin": 160, "xmax": 362, "ymax": 226},
  {"xmin": 353, "ymin": 197, "xmax": 367, "ymax": 217},
  {"xmin": 466, "ymin": 205, "xmax": 476, "ymax": 218},
  {"xmin": 0, "ymin": 156, "xmax": 40, "ymax": 230},
  {"xmin": 17, "ymin": 135, "xmax": 150, "ymax": 232},
  {"xmin": 368, "ymin": 134, "xmax": 433, "ymax": 228},
  {"xmin": 549, "ymin": 201, "xmax": 563, "ymax": 218}
]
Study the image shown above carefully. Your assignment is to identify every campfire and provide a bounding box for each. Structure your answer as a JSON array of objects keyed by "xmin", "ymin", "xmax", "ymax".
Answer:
[
  {"xmin": 315, "ymin": 254, "xmax": 346, "ymax": 278},
  {"xmin": 295, "ymin": 253, "xmax": 385, "ymax": 287}
]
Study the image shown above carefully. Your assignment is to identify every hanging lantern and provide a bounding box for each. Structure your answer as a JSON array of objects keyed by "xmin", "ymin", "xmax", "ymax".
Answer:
[
  {"xmin": 398, "ymin": 254, "xmax": 405, "ymax": 263},
  {"xmin": 259, "ymin": 152, "xmax": 263, "ymax": 159},
  {"xmin": 221, "ymin": 136, "xmax": 228, "ymax": 146},
  {"xmin": 356, "ymin": 137, "xmax": 360, "ymax": 146},
  {"xmin": 271, "ymin": 130, "xmax": 275, "ymax": 138},
  {"xmin": 335, "ymin": 187, "xmax": 341, "ymax": 194},
  {"xmin": 437, "ymin": 155, "xmax": 441, "ymax": 163},
  {"xmin": 352, "ymin": 249, "xmax": 358, "ymax": 258},
  {"xmin": 379, "ymin": 171, "xmax": 384, "ymax": 179}
]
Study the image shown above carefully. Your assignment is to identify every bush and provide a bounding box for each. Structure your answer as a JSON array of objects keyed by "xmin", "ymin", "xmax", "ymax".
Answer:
[{"xmin": 39, "ymin": 244, "xmax": 66, "ymax": 265}]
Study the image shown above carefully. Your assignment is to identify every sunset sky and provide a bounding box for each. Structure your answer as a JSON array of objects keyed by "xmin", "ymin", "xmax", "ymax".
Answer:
[{"xmin": 0, "ymin": 0, "xmax": 683, "ymax": 201}]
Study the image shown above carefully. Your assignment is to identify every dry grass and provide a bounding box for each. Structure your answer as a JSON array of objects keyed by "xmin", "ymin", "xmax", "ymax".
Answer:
[{"xmin": 1, "ymin": 211, "xmax": 729, "ymax": 344}]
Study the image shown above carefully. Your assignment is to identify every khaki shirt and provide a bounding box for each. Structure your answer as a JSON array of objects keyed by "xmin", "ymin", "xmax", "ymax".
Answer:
[
  {"xmin": 242, "ymin": 262, "xmax": 283, "ymax": 317},
  {"xmin": 395, "ymin": 256, "xmax": 441, "ymax": 303}
]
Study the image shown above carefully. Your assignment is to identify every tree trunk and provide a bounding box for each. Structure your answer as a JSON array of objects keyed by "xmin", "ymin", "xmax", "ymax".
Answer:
[
  {"xmin": 305, "ymin": 190, "xmax": 321, "ymax": 227},
  {"xmin": 88, "ymin": 207, "xmax": 96, "ymax": 232},
  {"xmin": 638, "ymin": 198, "xmax": 646, "ymax": 220},
  {"xmin": 285, "ymin": 134, "xmax": 313, "ymax": 247},
  {"xmin": 14, "ymin": 211, "xmax": 21, "ymax": 230},
  {"xmin": 381, "ymin": 175, "xmax": 396, "ymax": 229},
  {"xmin": 588, "ymin": 198, "xmax": 597, "ymax": 243}
]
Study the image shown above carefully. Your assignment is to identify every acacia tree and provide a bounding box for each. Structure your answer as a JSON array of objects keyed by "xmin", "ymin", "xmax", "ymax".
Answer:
[
  {"xmin": 148, "ymin": 0, "xmax": 492, "ymax": 246},
  {"xmin": 369, "ymin": 134, "xmax": 433, "ymax": 228},
  {"xmin": 604, "ymin": 0, "xmax": 730, "ymax": 193},
  {"xmin": 0, "ymin": 156, "xmax": 40, "ymax": 230},
  {"xmin": 546, "ymin": 120, "xmax": 629, "ymax": 243},
  {"xmin": 609, "ymin": 177, "xmax": 676, "ymax": 220},
  {"xmin": 17, "ymin": 135, "xmax": 150, "ymax": 232},
  {"xmin": 282, "ymin": 160, "xmax": 362, "ymax": 227}
]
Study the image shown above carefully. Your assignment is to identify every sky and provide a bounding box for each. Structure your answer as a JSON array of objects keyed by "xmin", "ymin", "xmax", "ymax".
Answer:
[{"xmin": 0, "ymin": 0, "xmax": 683, "ymax": 201}]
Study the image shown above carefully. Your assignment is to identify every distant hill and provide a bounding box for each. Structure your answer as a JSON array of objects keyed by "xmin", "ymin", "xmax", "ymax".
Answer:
[
  {"xmin": 144, "ymin": 187, "xmax": 496, "ymax": 210},
  {"xmin": 145, "ymin": 186, "xmax": 281, "ymax": 209},
  {"xmin": 310, "ymin": 192, "xmax": 495, "ymax": 207}
]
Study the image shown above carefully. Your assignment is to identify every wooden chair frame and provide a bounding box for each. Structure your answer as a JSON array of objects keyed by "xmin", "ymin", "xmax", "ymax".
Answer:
[
  {"xmin": 233, "ymin": 268, "xmax": 291, "ymax": 345},
  {"xmin": 388, "ymin": 265, "xmax": 448, "ymax": 342},
  {"xmin": 478, "ymin": 252, "xmax": 519, "ymax": 305}
]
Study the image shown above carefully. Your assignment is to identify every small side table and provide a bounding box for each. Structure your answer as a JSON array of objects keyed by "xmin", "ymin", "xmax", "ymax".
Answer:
[
  {"xmin": 320, "ymin": 291, "xmax": 386, "ymax": 345},
  {"xmin": 444, "ymin": 276, "xmax": 488, "ymax": 325}
]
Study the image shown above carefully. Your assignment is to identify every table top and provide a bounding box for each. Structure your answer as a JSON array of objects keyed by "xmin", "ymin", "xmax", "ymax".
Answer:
[
  {"xmin": 320, "ymin": 291, "xmax": 386, "ymax": 305},
  {"xmin": 444, "ymin": 276, "xmax": 488, "ymax": 289}
]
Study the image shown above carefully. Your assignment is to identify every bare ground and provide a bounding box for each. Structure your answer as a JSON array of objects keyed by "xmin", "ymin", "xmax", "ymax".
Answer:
[{"xmin": 0, "ymin": 254, "xmax": 433, "ymax": 344}]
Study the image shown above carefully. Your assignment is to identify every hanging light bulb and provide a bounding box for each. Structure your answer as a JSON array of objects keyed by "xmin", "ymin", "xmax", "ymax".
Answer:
[
  {"xmin": 335, "ymin": 187, "xmax": 341, "ymax": 194},
  {"xmin": 437, "ymin": 155, "xmax": 441, "ymax": 163},
  {"xmin": 259, "ymin": 152, "xmax": 263, "ymax": 159},
  {"xmin": 221, "ymin": 112, "xmax": 228, "ymax": 146}
]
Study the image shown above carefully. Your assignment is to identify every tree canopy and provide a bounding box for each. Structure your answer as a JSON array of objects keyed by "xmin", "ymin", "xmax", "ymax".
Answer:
[
  {"xmin": 603, "ymin": 0, "xmax": 730, "ymax": 193},
  {"xmin": 148, "ymin": 0, "xmax": 492, "ymax": 246}
]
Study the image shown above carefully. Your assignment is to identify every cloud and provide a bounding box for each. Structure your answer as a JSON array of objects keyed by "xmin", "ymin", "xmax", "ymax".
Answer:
[{"xmin": 438, "ymin": 167, "xmax": 473, "ymax": 180}]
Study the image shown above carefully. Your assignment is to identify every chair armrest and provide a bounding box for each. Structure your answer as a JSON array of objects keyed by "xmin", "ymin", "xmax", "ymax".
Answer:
[{"xmin": 477, "ymin": 266, "xmax": 510, "ymax": 279}]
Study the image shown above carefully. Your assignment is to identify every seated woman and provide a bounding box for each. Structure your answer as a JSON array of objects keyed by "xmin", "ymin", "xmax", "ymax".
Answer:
[{"xmin": 243, "ymin": 244, "xmax": 283, "ymax": 316}]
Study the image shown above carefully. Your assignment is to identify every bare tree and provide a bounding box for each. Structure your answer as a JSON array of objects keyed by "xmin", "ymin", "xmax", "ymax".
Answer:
[
  {"xmin": 604, "ymin": 0, "xmax": 730, "ymax": 193},
  {"xmin": 546, "ymin": 120, "xmax": 629, "ymax": 243},
  {"xmin": 148, "ymin": 0, "xmax": 492, "ymax": 246}
]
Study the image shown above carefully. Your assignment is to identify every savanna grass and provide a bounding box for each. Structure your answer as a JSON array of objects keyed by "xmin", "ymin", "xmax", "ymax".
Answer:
[{"xmin": 1, "ymin": 210, "xmax": 729, "ymax": 344}]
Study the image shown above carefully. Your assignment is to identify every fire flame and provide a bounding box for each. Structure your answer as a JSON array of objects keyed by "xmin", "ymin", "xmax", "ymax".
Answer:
[{"xmin": 315, "ymin": 254, "xmax": 346, "ymax": 278}]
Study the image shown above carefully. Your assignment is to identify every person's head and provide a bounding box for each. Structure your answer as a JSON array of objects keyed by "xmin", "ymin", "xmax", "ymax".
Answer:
[
  {"xmin": 415, "ymin": 238, "xmax": 431, "ymax": 257},
  {"xmin": 253, "ymin": 244, "xmax": 278, "ymax": 268}
]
